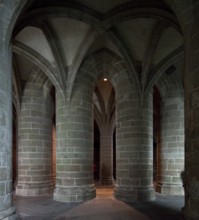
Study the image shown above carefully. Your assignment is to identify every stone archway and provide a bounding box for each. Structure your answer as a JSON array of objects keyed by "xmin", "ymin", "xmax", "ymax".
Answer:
[
  {"xmin": 93, "ymin": 79, "xmax": 115, "ymax": 185},
  {"xmin": 70, "ymin": 48, "xmax": 155, "ymax": 202}
]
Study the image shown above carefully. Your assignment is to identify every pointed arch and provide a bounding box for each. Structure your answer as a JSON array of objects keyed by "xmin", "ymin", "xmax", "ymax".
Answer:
[
  {"xmin": 69, "ymin": 48, "xmax": 137, "ymax": 103},
  {"xmin": 13, "ymin": 40, "xmax": 64, "ymax": 98}
]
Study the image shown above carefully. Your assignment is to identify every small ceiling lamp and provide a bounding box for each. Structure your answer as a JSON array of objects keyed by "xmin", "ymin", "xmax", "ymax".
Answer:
[{"xmin": 103, "ymin": 78, "xmax": 108, "ymax": 82}]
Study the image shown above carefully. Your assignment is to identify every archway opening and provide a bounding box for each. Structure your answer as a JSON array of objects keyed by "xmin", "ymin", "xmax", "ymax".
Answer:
[{"xmin": 93, "ymin": 78, "xmax": 116, "ymax": 191}]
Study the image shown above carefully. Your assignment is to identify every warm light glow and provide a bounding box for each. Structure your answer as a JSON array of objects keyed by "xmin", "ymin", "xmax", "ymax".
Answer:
[{"xmin": 104, "ymin": 78, "xmax": 108, "ymax": 82}]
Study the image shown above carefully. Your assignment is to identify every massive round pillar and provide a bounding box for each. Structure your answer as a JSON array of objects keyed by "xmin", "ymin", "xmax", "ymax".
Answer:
[
  {"xmin": 16, "ymin": 75, "xmax": 53, "ymax": 196},
  {"xmin": 0, "ymin": 47, "xmax": 17, "ymax": 219},
  {"xmin": 182, "ymin": 16, "xmax": 199, "ymax": 220},
  {"xmin": 53, "ymin": 80, "xmax": 95, "ymax": 202},
  {"xmin": 156, "ymin": 90, "xmax": 184, "ymax": 195},
  {"xmin": 114, "ymin": 79, "xmax": 154, "ymax": 202}
]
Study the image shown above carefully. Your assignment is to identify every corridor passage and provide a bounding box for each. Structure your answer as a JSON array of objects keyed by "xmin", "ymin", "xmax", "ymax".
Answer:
[{"xmin": 14, "ymin": 186, "xmax": 184, "ymax": 220}]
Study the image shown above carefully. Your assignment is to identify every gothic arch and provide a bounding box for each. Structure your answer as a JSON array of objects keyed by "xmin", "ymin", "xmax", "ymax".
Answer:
[{"xmin": 70, "ymin": 48, "xmax": 136, "ymax": 102}]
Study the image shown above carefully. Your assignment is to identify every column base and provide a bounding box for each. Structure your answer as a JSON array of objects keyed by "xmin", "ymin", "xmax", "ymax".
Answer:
[
  {"xmin": 0, "ymin": 207, "xmax": 17, "ymax": 220},
  {"xmin": 53, "ymin": 184, "xmax": 96, "ymax": 202},
  {"xmin": 114, "ymin": 185, "xmax": 155, "ymax": 202},
  {"xmin": 15, "ymin": 181, "xmax": 54, "ymax": 196},
  {"xmin": 156, "ymin": 183, "xmax": 184, "ymax": 196}
]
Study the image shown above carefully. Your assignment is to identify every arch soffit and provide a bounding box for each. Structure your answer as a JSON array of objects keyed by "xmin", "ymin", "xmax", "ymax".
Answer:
[
  {"xmin": 12, "ymin": 3, "xmax": 183, "ymax": 101},
  {"xmin": 25, "ymin": 67, "xmax": 54, "ymax": 97},
  {"xmin": 104, "ymin": 7, "xmax": 181, "ymax": 33},
  {"xmin": 145, "ymin": 46, "xmax": 184, "ymax": 95},
  {"xmin": 5, "ymin": 1, "xmax": 34, "ymax": 48},
  {"xmin": 163, "ymin": 0, "xmax": 195, "ymax": 35},
  {"xmin": 69, "ymin": 48, "xmax": 130, "ymax": 102},
  {"xmin": 7, "ymin": 1, "xmax": 185, "ymax": 102},
  {"xmin": 14, "ymin": 4, "xmax": 181, "ymax": 36},
  {"xmin": 78, "ymin": 48, "xmax": 128, "ymax": 84},
  {"xmin": 155, "ymin": 74, "xmax": 184, "ymax": 103},
  {"xmin": 12, "ymin": 40, "xmax": 64, "ymax": 97},
  {"xmin": 5, "ymin": 1, "xmax": 183, "ymax": 51}
]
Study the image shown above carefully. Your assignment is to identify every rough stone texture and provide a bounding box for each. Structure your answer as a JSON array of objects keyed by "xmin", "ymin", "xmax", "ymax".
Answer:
[
  {"xmin": 2, "ymin": 1, "xmax": 199, "ymax": 219},
  {"xmin": 183, "ymin": 70, "xmax": 199, "ymax": 219},
  {"xmin": 0, "ymin": 45, "xmax": 16, "ymax": 219},
  {"xmin": 78, "ymin": 51, "xmax": 155, "ymax": 202},
  {"xmin": 0, "ymin": 1, "xmax": 28, "ymax": 218},
  {"xmin": 182, "ymin": 1, "xmax": 199, "ymax": 219},
  {"xmin": 16, "ymin": 72, "xmax": 54, "ymax": 196},
  {"xmin": 156, "ymin": 90, "xmax": 184, "ymax": 195},
  {"xmin": 114, "ymin": 79, "xmax": 155, "ymax": 202},
  {"xmin": 53, "ymin": 79, "xmax": 96, "ymax": 202}
]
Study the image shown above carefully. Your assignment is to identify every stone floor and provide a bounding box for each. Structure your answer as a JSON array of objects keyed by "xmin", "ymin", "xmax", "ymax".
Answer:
[{"xmin": 14, "ymin": 186, "xmax": 184, "ymax": 220}]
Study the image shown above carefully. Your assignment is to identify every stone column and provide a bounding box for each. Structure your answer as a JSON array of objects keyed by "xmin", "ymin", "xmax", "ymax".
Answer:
[
  {"xmin": 183, "ymin": 20, "xmax": 199, "ymax": 220},
  {"xmin": 99, "ymin": 124, "xmax": 114, "ymax": 185},
  {"xmin": 16, "ymin": 79, "xmax": 53, "ymax": 196},
  {"xmin": 53, "ymin": 91, "xmax": 95, "ymax": 202},
  {"xmin": 156, "ymin": 91, "xmax": 184, "ymax": 195},
  {"xmin": 183, "ymin": 88, "xmax": 199, "ymax": 220},
  {"xmin": 114, "ymin": 79, "xmax": 154, "ymax": 202},
  {"xmin": 0, "ymin": 46, "xmax": 17, "ymax": 219}
]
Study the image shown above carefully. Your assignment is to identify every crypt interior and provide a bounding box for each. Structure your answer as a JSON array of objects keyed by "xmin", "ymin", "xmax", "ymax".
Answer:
[{"xmin": 0, "ymin": 0, "xmax": 199, "ymax": 219}]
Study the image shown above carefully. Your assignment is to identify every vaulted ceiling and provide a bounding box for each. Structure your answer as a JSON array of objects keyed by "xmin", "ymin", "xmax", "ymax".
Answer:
[{"xmin": 12, "ymin": 0, "xmax": 184, "ymax": 123}]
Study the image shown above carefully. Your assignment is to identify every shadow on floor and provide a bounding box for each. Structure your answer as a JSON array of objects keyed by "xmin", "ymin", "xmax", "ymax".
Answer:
[
  {"xmin": 126, "ymin": 193, "xmax": 184, "ymax": 220},
  {"xmin": 14, "ymin": 191, "xmax": 185, "ymax": 220},
  {"xmin": 14, "ymin": 195, "xmax": 82, "ymax": 220}
]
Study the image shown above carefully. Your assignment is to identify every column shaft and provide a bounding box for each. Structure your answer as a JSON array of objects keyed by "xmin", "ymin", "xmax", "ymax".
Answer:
[
  {"xmin": 16, "ymin": 81, "xmax": 53, "ymax": 196},
  {"xmin": 156, "ymin": 92, "xmax": 184, "ymax": 195},
  {"xmin": 53, "ymin": 91, "xmax": 95, "ymax": 202},
  {"xmin": 0, "ymin": 47, "xmax": 16, "ymax": 219},
  {"xmin": 114, "ymin": 80, "xmax": 154, "ymax": 202},
  {"xmin": 183, "ymin": 26, "xmax": 199, "ymax": 220}
]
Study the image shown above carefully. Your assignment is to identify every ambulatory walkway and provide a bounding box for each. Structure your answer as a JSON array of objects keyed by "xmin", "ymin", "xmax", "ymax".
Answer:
[{"xmin": 14, "ymin": 186, "xmax": 184, "ymax": 220}]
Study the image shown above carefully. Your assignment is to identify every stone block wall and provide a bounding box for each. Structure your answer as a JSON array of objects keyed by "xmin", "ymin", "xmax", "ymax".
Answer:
[
  {"xmin": 155, "ymin": 71, "xmax": 185, "ymax": 196},
  {"xmin": 114, "ymin": 77, "xmax": 154, "ymax": 202},
  {"xmin": 0, "ymin": 46, "xmax": 16, "ymax": 219},
  {"xmin": 1, "ymin": 1, "xmax": 199, "ymax": 220},
  {"xmin": 16, "ymin": 74, "xmax": 54, "ymax": 196},
  {"xmin": 180, "ymin": 1, "xmax": 199, "ymax": 218},
  {"xmin": 156, "ymin": 91, "xmax": 184, "ymax": 195},
  {"xmin": 53, "ymin": 73, "xmax": 96, "ymax": 202}
]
